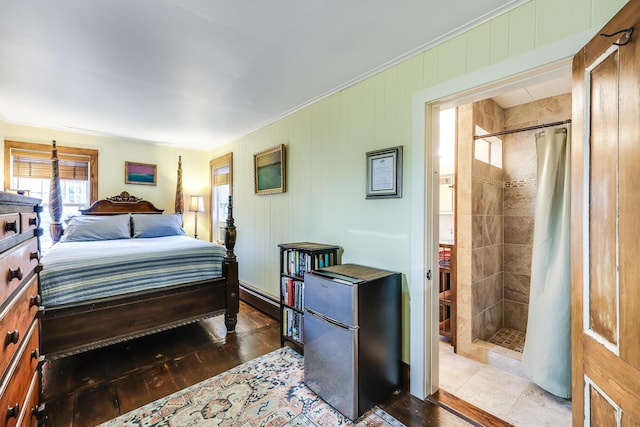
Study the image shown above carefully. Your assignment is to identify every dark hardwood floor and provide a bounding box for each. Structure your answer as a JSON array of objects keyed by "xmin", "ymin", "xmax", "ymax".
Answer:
[{"xmin": 40, "ymin": 301, "xmax": 495, "ymax": 426}]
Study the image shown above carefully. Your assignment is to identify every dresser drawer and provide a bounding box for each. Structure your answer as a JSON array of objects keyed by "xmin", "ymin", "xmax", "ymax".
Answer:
[
  {"xmin": 0, "ymin": 322, "xmax": 40, "ymax": 427},
  {"xmin": 0, "ymin": 215, "xmax": 20, "ymax": 242},
  {"xmin": 16, "ymin": 371, "xmax": 40, "ymax": 427},
  {"xmin": 0, "ymin": 276, "xmax": 40, "ymax": 378},
  {"xmin": 0, "ymin": 239, "xmax": 39, "ymax": 307},
  {"xmin": 18, "ymin": 213, "xmax": 38, "ymax": 236}
]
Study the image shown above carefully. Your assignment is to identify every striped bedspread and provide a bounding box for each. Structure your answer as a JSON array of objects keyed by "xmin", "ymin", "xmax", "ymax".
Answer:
[{"xmin": 40, "ymin": 235, "xmax": 226, "ymax": 307}]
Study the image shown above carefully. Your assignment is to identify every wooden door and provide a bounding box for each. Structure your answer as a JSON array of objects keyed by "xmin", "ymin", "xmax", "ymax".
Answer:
[{"xmin": 572, "ymin": 0, "xmax": 640, "ymax": 425}]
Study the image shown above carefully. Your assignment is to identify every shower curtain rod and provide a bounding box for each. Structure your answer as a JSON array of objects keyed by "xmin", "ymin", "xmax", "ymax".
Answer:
[{"xmin": 473, "ymin": 119, "xmax": 572, "ymax": 140}]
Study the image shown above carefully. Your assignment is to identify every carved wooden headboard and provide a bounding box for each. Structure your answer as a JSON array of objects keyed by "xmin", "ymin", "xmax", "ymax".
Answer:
[{"xmin": 79, "ymin": 191, "xmax": 164, "ymax": 215}]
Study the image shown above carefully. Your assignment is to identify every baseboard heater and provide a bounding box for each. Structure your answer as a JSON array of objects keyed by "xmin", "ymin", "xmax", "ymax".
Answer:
[{"xmin": 239, "ymin": 283, "xmax": 280, "ymax": 320}]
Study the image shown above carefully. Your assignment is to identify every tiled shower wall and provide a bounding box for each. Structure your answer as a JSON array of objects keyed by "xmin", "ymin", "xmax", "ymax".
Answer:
[
  {"xmin": 502, "ymin": 93, "xmax": 572, "ymax": 332},
  {"xmin": 471, "ymin": 99, "xmax": 504, "ymax": 342}
]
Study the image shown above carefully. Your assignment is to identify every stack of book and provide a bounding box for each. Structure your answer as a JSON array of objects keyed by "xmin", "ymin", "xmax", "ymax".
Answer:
[
  {"xmin": 281, "ymin": 277, "xmax": 304, "ymax": 311},
  {"xmin": 282, "ymin": 249, "xmax": 335, "ymax": 278},
  {"xmin": 282, "ymin": 308, "xmax": 303, "ymax": 343}
]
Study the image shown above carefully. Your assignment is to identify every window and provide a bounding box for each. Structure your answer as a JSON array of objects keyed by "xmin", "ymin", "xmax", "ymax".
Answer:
[
  {"xmin": 210, "ymin": 153, "xmax": 232, "ymax": 244},
  {"xmin": 4, "ymin": 141, "xmax": 98, "ymax": 249},
  {"xmin": 439, "ymin": 107, "xmax": 457, "ymax": 243},
  {"xmin": 474, "ymin": 126, "xmax": 502, "ymax": 168},
  {"xmin": 439, "ymin": 107, "xmax": 456, "ymax": 176}
]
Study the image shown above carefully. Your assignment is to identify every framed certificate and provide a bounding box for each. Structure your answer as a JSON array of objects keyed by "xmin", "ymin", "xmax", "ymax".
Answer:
[{"xmin": 365, "ymin": 146, "xmax": 403, "ymax": 199}]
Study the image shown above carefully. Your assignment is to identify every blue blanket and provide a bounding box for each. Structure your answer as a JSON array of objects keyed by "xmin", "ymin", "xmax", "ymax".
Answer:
[{"xmin": 40, "ymin": 236, "xmax": 226, "ymax": 307}]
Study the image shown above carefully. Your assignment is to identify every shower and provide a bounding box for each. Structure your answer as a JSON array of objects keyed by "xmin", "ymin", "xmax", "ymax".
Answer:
[{"xmin": 448, "ymin": 92, "xmax": 571, "ymax": 365}]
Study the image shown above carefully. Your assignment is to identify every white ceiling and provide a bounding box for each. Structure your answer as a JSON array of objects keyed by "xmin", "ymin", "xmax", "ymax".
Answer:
[
  {"xmin": 0, "ymin": 1, "xmax": 528, "ymax": 151},
  {"xmin": 491, "ymin": 74, "xmax": 572, "ymax": 109}
]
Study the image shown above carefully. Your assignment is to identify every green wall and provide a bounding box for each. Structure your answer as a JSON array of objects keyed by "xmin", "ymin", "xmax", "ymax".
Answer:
[{"xmin": 211, "ymin": 0, "xmax": 627, "ymax": 362}]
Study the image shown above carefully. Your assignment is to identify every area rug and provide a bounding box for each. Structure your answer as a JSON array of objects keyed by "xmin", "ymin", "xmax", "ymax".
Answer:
[{"xmin": 100, "ymin": 347, "xmax": 405, "ymax": 426}]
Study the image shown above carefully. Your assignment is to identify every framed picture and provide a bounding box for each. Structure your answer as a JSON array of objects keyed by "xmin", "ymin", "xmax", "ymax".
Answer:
[
  {"xmin": 254, "ymin": 144, "xmax": 286, "ymax": 194},
  {"xmin": 366, "ymin": 146, "xmax": 403, "ymax": 199},
  {"xmin": 125, "ymin": 161, "xmax": 157, "ymax": 186}
]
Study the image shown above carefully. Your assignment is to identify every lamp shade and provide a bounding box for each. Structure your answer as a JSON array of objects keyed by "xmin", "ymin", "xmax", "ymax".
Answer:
[{"xmin": 189, "ymin": 195, "xmax": 205, "ymax": 212}]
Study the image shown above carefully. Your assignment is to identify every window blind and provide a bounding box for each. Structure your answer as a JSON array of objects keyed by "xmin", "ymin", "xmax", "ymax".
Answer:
[
  {"xmin": 11, "ymin": 149, "xmax": 89, "ymax": 181},
  {"xmin": 213, "ymin": 173, "xmax": 229, "ymax": 186}
]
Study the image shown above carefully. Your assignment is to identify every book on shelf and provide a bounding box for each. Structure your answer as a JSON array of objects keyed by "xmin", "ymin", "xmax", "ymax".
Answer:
[
  {"xmin": 283, "ymin": 249, "xmax": 323, "ymax": 278},
  {"xmin": 282, "ymin": 249, "xmax": 336, "ymax": 272},
  {"xmin": 315, "ymin": 252, "xmax": 335, "ymax": 269},
  {"xmin": 281, "ymin": 277, "xmax": 304, "ymax": 310},
  {"xmin": 282, "ymin": 307, "xmax": 303, "ymax": 343}
]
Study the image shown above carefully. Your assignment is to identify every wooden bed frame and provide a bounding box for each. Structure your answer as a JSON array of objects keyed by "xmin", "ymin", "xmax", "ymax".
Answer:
[{"xmin": 40, "ymin": 191, "xmax": 239, "ymax": 359}]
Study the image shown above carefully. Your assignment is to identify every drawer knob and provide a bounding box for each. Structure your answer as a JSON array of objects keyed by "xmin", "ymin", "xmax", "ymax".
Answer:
[
  {"xmin": 28, "ymin": 216, "xmax": 38, "ymax": 226},
  {"xmin": 6, "ymin": 403, "xmax": 19, "ymax": 419},
  {"xmin": 4, "ymin": 221, "xmax": 17, "ymax": 234},
  {"xmin": 30, "ymin": 251, "xmax": 39, "ymax": 261},
  {"xmin": 5, "ymin": 330, "xmax": 19, "ymax": 346},
  {"xmin": 30, "ymin": 294, "xmax": 42, "ymax": 307},
  {"xmin": 31, "ymin": 348, "xmax": 40, "ymax": 360},
  {"xmin": 8, "ymin": 266, "xmax": 23, "ymax": 281},
  {"xmin": 32, "ymin": 403, "xmax": 45, "ymax": 420}
]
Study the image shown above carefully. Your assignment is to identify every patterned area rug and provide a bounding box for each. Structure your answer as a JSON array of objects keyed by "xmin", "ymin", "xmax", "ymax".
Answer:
[{"xmin": 100, "ymin": 347, "xmax": 405, "ymax": 426}]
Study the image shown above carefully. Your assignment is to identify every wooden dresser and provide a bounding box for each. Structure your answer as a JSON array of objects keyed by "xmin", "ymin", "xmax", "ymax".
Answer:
[{"xmin": 0, "ymin": 192, "xmax": 43, "ymax": 426}]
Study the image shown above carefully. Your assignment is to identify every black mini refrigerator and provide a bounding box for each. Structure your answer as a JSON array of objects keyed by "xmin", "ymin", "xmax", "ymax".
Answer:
[{"xmin": 303, "ymin": 263, "xmax": 401, "ymax": 420}]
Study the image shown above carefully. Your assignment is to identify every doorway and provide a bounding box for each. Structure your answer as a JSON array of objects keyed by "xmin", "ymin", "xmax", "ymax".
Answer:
[
  {"xmin": 434, "ymin": 83, "xmax": 573, "ymax": 422},
  {"xmin": 407, "ymin": 29, "xmax": 594, "ymax": 402}
]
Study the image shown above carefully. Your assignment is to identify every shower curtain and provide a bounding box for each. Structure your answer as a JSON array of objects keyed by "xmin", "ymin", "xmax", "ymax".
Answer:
[{"xmin": 522, "ymin": 127, "xmax": 571, "ymax": 398}]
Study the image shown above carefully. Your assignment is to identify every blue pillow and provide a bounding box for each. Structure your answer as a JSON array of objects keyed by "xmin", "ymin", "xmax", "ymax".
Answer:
[
  {"xmin": 60, "ymin": 214, "xmax": 131, "ymax": 242},
  {"xmin": 132, "ymin": 214, "xmax": 186, "ymax": 238}
]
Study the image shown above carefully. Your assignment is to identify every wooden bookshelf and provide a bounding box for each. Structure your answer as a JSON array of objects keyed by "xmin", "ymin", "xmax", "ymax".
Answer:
[
  {"xmin": 439, "ymin": 243, "xmax": 456, "ymax": 350},
  {"xmin": 278, "ymin": 242, "xmax": 340, "ymax": 353}
]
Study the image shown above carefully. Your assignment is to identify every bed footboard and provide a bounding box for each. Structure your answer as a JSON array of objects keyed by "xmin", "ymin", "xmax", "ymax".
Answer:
[{"xmin": 41, "ymin": 280, "xmax": 228, "ymax": 359}]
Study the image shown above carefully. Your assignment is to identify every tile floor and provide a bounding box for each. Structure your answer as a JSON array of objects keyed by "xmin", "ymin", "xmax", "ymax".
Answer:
[
  {"xmin": 487, "ymin": 328, "xmax": 526, "ymax": 353},
  {"xmin": 439, "ymin": 339, "xmax": 572, "ymax": 426}
]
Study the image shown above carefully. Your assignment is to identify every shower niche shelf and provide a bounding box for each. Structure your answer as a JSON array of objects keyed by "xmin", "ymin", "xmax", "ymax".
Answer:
[{"xmin": 439, "ymin": 243, "xmax": 456, "ymax": 348}]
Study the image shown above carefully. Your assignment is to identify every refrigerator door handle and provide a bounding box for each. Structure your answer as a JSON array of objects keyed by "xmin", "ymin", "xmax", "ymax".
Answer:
[{"xmin": 306, "ymin": 307, "xmax": 359, "ymax": 330}]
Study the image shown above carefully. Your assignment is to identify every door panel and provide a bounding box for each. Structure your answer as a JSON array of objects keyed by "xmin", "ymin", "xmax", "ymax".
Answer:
[
  {"xmin": 587, "ymin": 50, "xmax": 618, "ymax": 347},
  {"xmin": 622, "ymin": 413, "xmax": 640, "ymax": 427},
  {"xmin": 572, "ymin": 0, "xmax": 640, "ymax": 424},
  {"xmin": 589, "ymin": 386, "xmax": 616, "ymax": 426}
]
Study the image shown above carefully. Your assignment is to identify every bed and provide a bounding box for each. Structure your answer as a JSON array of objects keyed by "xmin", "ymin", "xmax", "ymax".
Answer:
[{"xmin": 39, "ymin": 190, "xmax": 239, "ymax": 360}]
